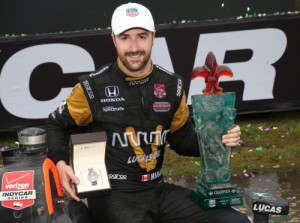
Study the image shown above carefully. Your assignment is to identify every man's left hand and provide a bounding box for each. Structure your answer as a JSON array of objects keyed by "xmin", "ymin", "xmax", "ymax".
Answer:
[{"xmin": 222, "ymin": 125, "xmax": 241, "ymax": 147}]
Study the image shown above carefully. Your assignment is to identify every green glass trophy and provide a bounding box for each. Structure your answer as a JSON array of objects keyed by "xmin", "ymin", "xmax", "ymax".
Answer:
[{"xmin": 191, "ymin": 51, "xmax": 243, "ymax": 209}]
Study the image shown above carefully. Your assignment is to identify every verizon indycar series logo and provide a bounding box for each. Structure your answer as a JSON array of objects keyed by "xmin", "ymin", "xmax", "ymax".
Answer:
[{"xmin": 0, "ymin": 170, "xmax": 36, "ymax": 210}]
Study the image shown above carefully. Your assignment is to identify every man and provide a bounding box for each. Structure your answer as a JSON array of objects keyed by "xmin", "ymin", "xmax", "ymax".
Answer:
[{"xmin": 46, "ymin": 2, "xmax": 250, "ymax": 223}]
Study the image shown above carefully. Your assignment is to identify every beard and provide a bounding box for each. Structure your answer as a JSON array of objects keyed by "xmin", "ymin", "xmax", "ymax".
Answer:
[{"xmin": 119, "ymin": 50, "xmax": 151, "ymax": 73}]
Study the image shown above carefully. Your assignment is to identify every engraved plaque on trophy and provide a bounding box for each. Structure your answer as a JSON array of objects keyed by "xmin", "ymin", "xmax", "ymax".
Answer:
[
  {"xmin": 70, "ymin": 132, "xmax": 111, "ymax": 198},
  {"xmin": 191, "ymin": 51, "xmax": 243, "ymax": 209}
]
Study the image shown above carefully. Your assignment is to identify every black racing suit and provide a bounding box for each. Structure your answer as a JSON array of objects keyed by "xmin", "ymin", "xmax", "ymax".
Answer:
[
  {"xmin": 46, "ymin": 62, "xmax": 250, "ymax": 223},
  {"xmin": 47, "ymin": 62, "xmax": 199, "ymax": 190}
]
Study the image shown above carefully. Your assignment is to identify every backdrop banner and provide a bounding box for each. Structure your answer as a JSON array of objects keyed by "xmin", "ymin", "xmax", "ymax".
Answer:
[{"xmin": 0, "ymin": 14, "xmax": 299, "ymax": 131}]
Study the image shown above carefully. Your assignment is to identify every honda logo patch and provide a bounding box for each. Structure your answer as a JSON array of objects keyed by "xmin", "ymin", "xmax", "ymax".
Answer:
[{"xmin": 105, "ymin": 86, "xmax": 119, "ymax": 97}]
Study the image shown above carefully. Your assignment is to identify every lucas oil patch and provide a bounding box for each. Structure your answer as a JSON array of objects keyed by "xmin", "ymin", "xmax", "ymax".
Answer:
[{"xmin": 0, "ymin": 170, "xmax": 36, "ymax": 210}]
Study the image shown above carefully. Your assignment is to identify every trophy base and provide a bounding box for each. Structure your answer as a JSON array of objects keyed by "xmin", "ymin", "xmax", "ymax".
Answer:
[{"xmin": 192, "ymin": 182, "xmax": 243, "ymax": 209}]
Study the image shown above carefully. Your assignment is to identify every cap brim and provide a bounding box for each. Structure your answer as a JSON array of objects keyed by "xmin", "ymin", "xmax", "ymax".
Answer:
[{"xmin": 113, "ymin": 20, "xmax": 154, "ymax": 35}]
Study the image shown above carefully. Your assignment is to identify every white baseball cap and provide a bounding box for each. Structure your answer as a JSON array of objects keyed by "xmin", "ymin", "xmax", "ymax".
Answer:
[{"xmin": 111, "ymin": 2, "xmax": 155, "ymax": 35}]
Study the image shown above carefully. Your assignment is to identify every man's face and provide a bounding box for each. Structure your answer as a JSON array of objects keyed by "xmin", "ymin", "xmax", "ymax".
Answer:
[{"xmin": 112, "ymin": 28, "xmax": 154, "ymax": 77}]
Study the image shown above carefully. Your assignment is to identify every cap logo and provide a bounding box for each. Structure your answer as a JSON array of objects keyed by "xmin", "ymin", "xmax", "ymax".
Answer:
[{"xmin": 126, "ymin": 7, "xmax": 139, "ymax": 17}]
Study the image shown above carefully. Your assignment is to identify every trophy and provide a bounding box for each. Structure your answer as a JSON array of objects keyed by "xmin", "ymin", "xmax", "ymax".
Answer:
[{"xmin": 191, "ymin": 51, "xmax": 243, "ymax": 209}]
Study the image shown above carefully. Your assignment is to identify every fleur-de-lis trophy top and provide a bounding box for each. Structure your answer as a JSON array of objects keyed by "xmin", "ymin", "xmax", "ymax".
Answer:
[{"xmin": 191, "ymin": 51, "xmax": 233, "ymax": 95}]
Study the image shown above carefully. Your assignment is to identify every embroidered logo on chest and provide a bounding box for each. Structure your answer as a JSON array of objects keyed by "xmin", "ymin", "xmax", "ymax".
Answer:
[{"xmin": 154, "ymin": 84, "xmax": 166, "ymax": 99}]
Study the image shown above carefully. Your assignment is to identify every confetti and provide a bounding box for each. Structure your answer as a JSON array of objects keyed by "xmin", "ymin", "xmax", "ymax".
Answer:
[
  {"xmin": 242, "ymin": 172, "xmax": 253, "ymax": 178},
  {"xmin": 194, "ymin": 161, "xmax": 200, "ymax": 166},
  {"xmin": 0, "ymin": 146, "xmax": 9, "ymax": 151},
  {"xmin": 256, "ymin": 147, "xmax": 263, "ymax": 151}
]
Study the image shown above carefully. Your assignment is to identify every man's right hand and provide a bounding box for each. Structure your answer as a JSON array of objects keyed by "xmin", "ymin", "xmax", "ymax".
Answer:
[{"xmin": 56, "ymin": 160, "xmax": 81, "ymax": 201}]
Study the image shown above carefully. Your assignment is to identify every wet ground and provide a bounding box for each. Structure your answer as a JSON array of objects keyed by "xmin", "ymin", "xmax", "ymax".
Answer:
[{"xmin": 168, "ymin": 171, "xmax": 300, "ymax": 222}]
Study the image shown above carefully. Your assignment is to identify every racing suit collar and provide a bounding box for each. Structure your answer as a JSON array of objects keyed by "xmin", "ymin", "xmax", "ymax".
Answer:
[{"xmin": 115, "ymin": 59, "xmax": 153, "ymax": 86}]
